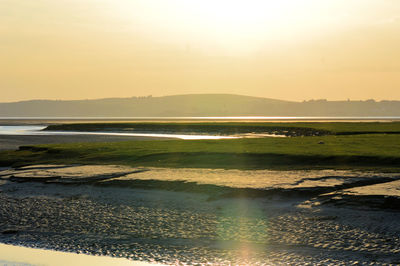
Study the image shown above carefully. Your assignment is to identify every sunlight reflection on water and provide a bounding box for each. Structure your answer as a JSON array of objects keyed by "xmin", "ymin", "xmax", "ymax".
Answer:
[
  {"xmin": 0, "ymin": 244, "xmax": 158, "ymax": 266},
  {"xmin": 0, "ymin": 125, "xmax": 284, "ymax": 139}
]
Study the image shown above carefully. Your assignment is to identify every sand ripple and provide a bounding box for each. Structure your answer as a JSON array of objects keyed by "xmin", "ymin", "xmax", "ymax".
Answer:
[{"xmin": 1, "ymin": 177, "xmax": 400, "ymax": 264}]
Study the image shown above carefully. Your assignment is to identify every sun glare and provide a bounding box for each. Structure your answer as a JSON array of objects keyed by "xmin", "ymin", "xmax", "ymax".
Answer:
[{"xmin": 114, "ymin": 0, "xmax": 346, "ymax": 54}]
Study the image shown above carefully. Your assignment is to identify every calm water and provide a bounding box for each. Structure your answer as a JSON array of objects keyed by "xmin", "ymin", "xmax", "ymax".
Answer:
[
  {"xmin": 0, "ymin": 125, "xmax": 241, "ymax": 140},
  {"xmin": 0, "ymin": 244, "xmax": 154, "ymax": 266},
  {"xmin": 1, "ymin": 116, "xmax": 400, "ymax": 121}
]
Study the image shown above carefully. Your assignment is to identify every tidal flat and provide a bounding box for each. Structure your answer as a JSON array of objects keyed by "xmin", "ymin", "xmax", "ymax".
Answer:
[{"xmin": 1, "ymin": 165, "xmax": 400, "ymax": 264}]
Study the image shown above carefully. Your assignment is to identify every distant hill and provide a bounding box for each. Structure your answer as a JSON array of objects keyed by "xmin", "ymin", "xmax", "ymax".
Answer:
[{"xmin": 1, "ymin": 94, "xmax": 400, "ymax": 117}]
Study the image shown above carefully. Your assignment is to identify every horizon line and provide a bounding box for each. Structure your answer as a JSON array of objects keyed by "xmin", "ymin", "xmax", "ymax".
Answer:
[{"xmin": 0, "ymin": 93, "xmax": 398, "ymax": 104}]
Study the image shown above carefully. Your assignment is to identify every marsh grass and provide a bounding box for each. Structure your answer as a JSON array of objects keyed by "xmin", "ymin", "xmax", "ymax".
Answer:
[
  {"xmin": 44, "ymin": 122, "xmax": 400, "ymax": 136},
  {"xmin": 1, "ymin": 133, "xmax": 400, "ymax": 170}
]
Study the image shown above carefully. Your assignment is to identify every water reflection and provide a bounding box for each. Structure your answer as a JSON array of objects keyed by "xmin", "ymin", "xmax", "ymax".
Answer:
[
  {"xmin": 0, "ymin": 126, "xmax": 285, "ymax": 140},
  {"xmin": 0, "ymin": 126, "xmax": 239, "ymax": 140},
  {"xmin": 0, "ymin": 244, "xmax": 158, "ymax": 266}
]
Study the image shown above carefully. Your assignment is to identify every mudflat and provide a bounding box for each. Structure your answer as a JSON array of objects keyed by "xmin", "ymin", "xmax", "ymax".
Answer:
[{"xmin": 1, "ymin": 164, "xmax": 400, "ymax": 264}]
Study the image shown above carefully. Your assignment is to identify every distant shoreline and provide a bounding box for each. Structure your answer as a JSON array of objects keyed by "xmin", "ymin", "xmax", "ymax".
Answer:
[
  {"xmin": 2, "ymin": 116, "xmax": 400, "ymax": 120},
  {"xmin": 1, "ymin": 117, "xmax": 400, "ymax": 127}
]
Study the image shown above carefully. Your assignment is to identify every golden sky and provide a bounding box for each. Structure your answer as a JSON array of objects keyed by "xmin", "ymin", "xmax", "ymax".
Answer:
[{"xmin": 1, "ymin": 0, "xmax": 400, "ymax": 102}]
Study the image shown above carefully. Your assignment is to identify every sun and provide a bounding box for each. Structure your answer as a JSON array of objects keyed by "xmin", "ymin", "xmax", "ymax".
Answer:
[{"xmin": 177, "ymin": 1, "xmax": 290, "ymax": 40}]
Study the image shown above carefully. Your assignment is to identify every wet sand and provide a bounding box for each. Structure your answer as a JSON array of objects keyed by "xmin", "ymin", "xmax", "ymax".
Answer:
[{"xmin": 1, "ymin": 165, "xmax": 400, "ymax": 264}]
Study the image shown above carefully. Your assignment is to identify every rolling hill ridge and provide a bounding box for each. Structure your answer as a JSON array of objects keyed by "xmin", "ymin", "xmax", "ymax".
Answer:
[{"xmin": 0, "ymin": 94, "xmax": 399, "ymax": 117}]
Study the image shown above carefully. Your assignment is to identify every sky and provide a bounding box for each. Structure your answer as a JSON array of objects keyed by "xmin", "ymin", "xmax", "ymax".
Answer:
[{"xmin": 1, "ymin": 0, "xmax": 400, "ymax": 102}]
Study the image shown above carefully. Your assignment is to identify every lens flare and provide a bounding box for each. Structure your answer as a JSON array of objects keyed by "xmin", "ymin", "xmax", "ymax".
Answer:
[{"xmin": 216, "ymin": 199, "xmax": 269, "ymax": 262}]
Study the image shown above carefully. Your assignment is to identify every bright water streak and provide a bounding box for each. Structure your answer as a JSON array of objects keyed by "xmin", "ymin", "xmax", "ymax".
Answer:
[
  {"xmin": 0, "ymin": 126, "xmax": 240, "ymax": 140},
  {"xmin": 1, "ymin": 116, "xmax": 400, "ymax": 120},
  {"xmin": 0, "ymin": 243, "xmax": 157, "ymax": 266}
]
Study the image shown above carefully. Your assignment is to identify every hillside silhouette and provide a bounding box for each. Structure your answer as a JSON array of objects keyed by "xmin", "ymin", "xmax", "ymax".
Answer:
[{"xmin": 0, "ymin": 94, "xmax": 399, "ymax": 117}]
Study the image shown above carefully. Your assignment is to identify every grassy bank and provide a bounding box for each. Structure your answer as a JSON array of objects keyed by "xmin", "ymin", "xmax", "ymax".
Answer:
[
  {"xmin": 44, "ymin": 122, "xmax": 400, "ymax": 137},
  {"xmin": 1, "ymin": 134, "xmax": 400, "ymax": 170}
]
